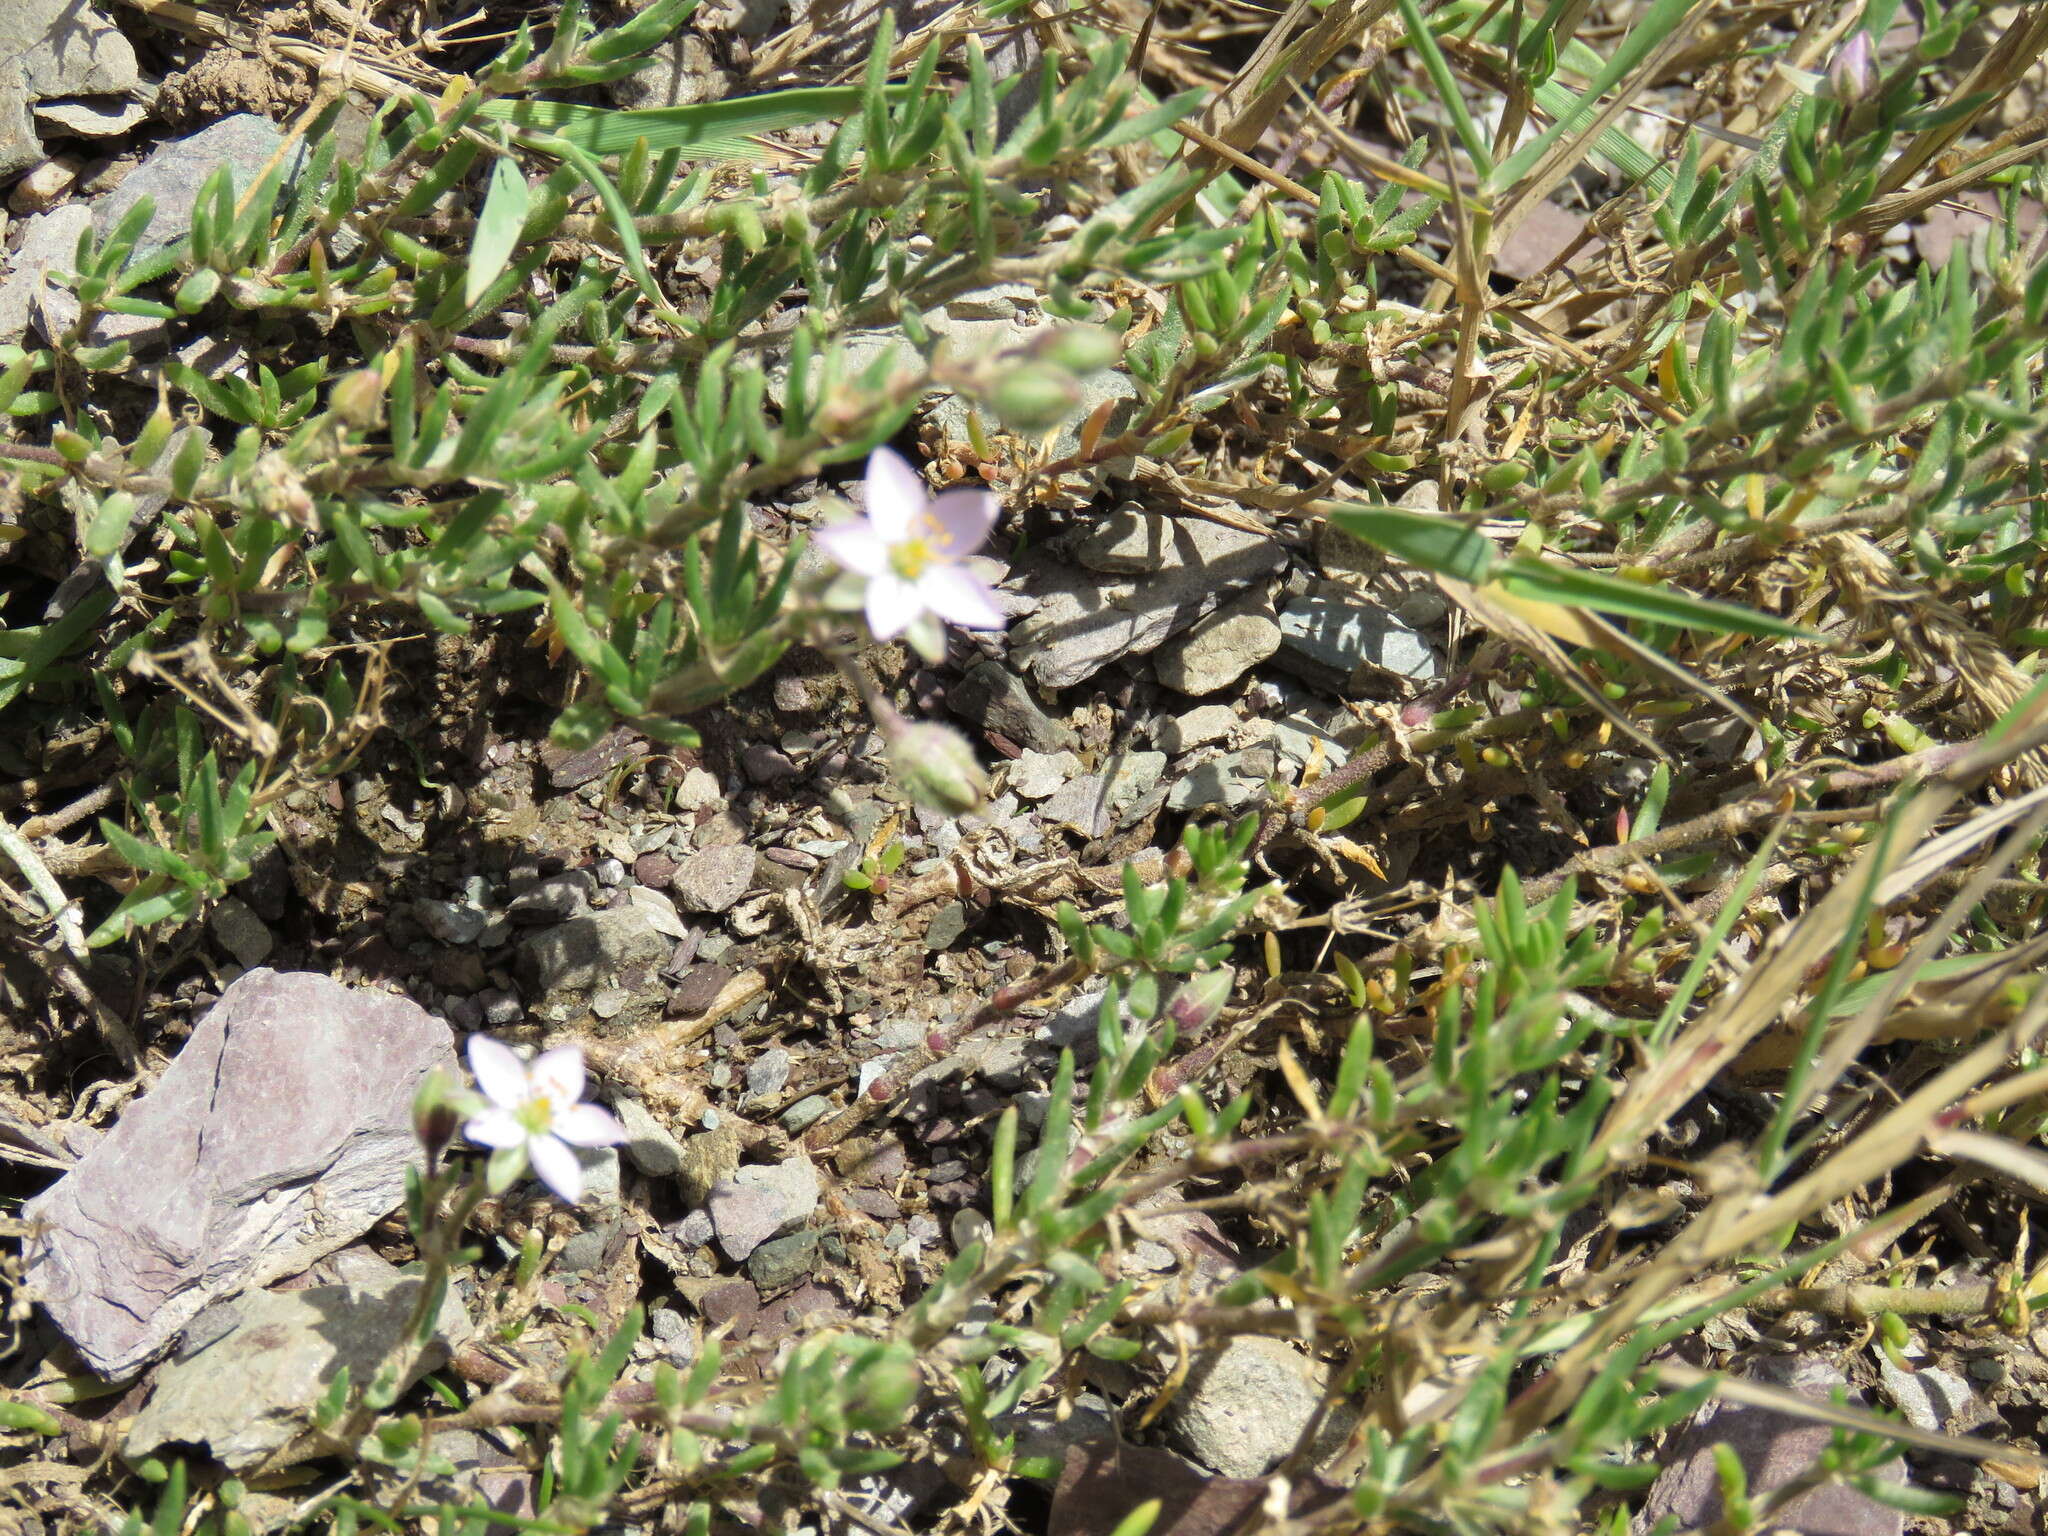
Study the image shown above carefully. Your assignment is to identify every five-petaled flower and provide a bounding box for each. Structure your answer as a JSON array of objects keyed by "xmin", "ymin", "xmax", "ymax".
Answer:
[
  {"xmin": 462, "ymin": 1035, "xmax": 626, "ymax": 1204},
  {"xmin": 814, "ymin": 447, "xmax": 1004, "ymax": 657}
]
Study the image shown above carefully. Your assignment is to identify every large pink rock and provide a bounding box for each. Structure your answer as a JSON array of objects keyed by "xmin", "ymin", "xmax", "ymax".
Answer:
[{"xmin": 25, "ymin": 969, "xmax": 455, "ymax": 1378}]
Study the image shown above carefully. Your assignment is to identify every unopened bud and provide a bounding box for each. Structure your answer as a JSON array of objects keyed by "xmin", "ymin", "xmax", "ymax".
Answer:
[
  {"xmin": 1828, "ymin": 30, "xmax": 1876, "ymax": 100},
  {"xmin": 250, "ymin": 453, "xmax": 316, "ymax": 526},
  {"xmin": 1167, "ymin": 967, "xmax": 1234, "ymax": 1035},
  {"xmin": 132, "ymin": 402, "xmax": 175, "ymax": 468},
  {"xmin": 1031, "ymin": 325, "xmax": 1121, "ymax": 374},
  {"xmin": 412, "ymin": 1069, "xmax": 461, "ymax": 1160},
  {"xmin": 330, "ymin": 368, "xmax": 385, "ymax": 431},
  {"xmin": 885, "ymin": 718, "xmax": 987, "ymax": 816},
  {"xmin": 989, "ymin": 363, "xmax": 1084, "ymax": 434}
]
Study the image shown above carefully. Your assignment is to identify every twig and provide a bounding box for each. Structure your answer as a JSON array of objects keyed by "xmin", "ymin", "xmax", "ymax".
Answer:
[
  {"xmin": 1751, "ymin": 1280, "xmax": 1996, "ymax": 1321},
  {"xmin": 19, "ymin": 784, "xmax": 118, "ymax": 843},
  {"xmin": 0, "ymin": 817, "xmax": 85, "ymax": 948}
]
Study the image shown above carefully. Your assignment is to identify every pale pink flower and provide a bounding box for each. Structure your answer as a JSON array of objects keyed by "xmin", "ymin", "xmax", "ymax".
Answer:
[
  {"xmin": 463, "ymin": 1035, "xmax": 626, "ymax": 1204},
  {"xmin": 814, "ymin": 447, "xmax": 1004, "ymax": 643}
]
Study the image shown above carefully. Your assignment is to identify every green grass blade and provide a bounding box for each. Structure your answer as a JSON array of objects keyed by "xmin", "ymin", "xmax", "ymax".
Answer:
[{"xmin": 478, "ymin": 85, "xmax": 908, "ymax": 159}]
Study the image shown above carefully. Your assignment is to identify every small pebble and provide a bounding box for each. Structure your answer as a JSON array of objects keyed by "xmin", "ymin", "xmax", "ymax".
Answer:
[
  {"xmin": 9, "ymin": 158, "xmax": 80, "ymax": 214},
  {"xmin": 595, "ymin": 857, "xmax": 627, "ymax": 886},
  {"xmin": 507, "ymin": 870, "xmax": 596, "ymax": 922},
  {"xmin": 743, "ymin": 745, "xmax": 798, "ymax": 783},
  {"xmin": 480, "ymin": 990, "xmax": 522, "ymax": 1025},
  {"xmin": 925, "ymin": 901, "xmax": 969, "ymax": 951},
  {"xmin": 414, "ymin": 898, "xmax": 488, "ymax": 947},
  {"xmin": 648, "ymin": 1307, "xmax": 687, "ymax": 1342},
  {"xmin": 671, "ymin": 1208, "xmax": 715, "ymax": 1246},
  {"xmin": 781, "ymin": 1095, "xmax": 831, "ymax": 1133},
  {"xmin": 1158, "ymin": 704, "xmax": 1238, "ymax": 753},
  {"xmin": 747, "ymin": 1048, "xmax": 793, "ymax": 1100},
  {"xmin": 675, "ymin": 767, "xmax": 722, "ymax": 810},
  {"xmin": 950, "ymin": 1209, "xmax": 992, "ymax": 1251}
]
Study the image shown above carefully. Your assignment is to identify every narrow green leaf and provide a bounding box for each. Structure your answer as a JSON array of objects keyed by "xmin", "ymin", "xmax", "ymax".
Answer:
[
  {"xmin": 466, "ymin": 154, "xmax": 532, "ymax": 309},
  {"xmin": 1495, "ymin": 558, "xmax": 1818, "ymax": 640},
  {"xmin": 479, "ymin": 85, "xmax": 906, "ymax": 158},
  {"xmin": 1328, "ymin": 503, "xmax": 1499, "ymax": 584}
]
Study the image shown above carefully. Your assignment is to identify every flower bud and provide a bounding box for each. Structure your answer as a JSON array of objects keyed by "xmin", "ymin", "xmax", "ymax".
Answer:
[
  {"xmin": 885, "ymin": 718, "xmax": 987, "ymax": 816},
  {"xmin": 411, "ymin": 1068, "xmax": 461, "ymax": 1161},
  {"xmin": 330, "ymin": 368, "xmax": 385, "ymax": 430},
  {"xmin": 249, "ymin": 453, "xmax": 316, "ymax": 527},
  {"xmin": 1167, "ymin": 967, "xmax": 1234, "ymax": 1035},
  {"xmin": 1828, "ymin": 30, "xmax": 1875, "ymax": 100},
  {"xmin": 131, "ymin": 401, "xmax": 175, "ymax": 469},
  {"xmin": 989, "ymin": 363, "xmax": 1084, "ymax": 433},
  {"xmin": 1031, "ymin": 325, "xmax": 1121, "ymax": 374}
]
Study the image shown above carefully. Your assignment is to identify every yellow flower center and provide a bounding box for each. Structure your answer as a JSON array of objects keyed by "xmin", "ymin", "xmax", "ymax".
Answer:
[
  {"xmin": 891, "ymin": 537, "xmax": 936, "ymax": 581},
  {"xmin": 518, "ymin": 1096, "xmax": 555, "ymax": 1134}
]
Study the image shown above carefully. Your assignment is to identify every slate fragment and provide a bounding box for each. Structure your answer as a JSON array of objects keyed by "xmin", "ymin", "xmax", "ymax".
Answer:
[
  {"xmin": 1051, "ymin": 1439, "xmax": 1347, "ymax": 1536},
  {"xmin": 1274, "ymin": 593, "xmax": 1440, "ymax": 695},
  {"xmin": 947, "ymin": 659, "xmax": 1077, "ymax": 752},
  {"xmin": 1, "ymin": 0, "xmax": 140, "ymax": 179},
  {"xmin": 124, "ymin": 1271, "xmax": 472, "ymax": 1472},
  {"xmin": 1634, "ymin": 1356, "xmax": 1905, "ymax": 1536},
  {"xmin": 538, "ymin": 726, "xmax": 648, "ymax": 791},
  {"xmin": 708, "ymin": 1156, "xmax": 820, "ymax": 1261},
  {"xmin": 92, "ymin": 115, "xmax": 292, "ymax": 260},
  {"xmin": 24, "ymin": 969, "xmax": 456, "ymax": 1378},
  {"xmin": 0, "ymin": 203, "xmax": 91, "ymax": 344},
  {"xmin": 1008, "ymin": 539, "xmax": 1286, "ymax": 690},
  {"xmin": 515, "ymin": 906, "xmax": 669, "ymax": 1028}
]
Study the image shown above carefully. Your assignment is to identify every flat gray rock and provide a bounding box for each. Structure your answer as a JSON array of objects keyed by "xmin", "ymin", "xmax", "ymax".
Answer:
[
  {"xmin": 1008, "ymin": 540, "xmax": 1287, "ymax": 690},
  {"xmin": 93, "ymin": 115, "xmax": 291, "ymax": 260},
  {"xmin": 1154, "ymin": 593, "xmax": 1280, "ymax": 696},
  {"xmin": 1073, "ymin": 508, "xmax": 1274, "ymax": 576},
  {"xmin": 1039, "ymin": 772, "xmax": 1110, "ymax": 838},
  {"xmin": 1166, "ymin": 748, "xmax": 1277, "ymax": 812},
  {"xmin": 125, "ymin": 1271, "xmax": 471, "ymax": 1472},
  {"xmin": 1275, "ymin": 594, "xmax": 1440, "ymax": 695},
  {"xmin": 672, "ymin": 844, "xmax": 756, "ymax": 913},
  {"xmin": 1877, "ymin": 1352, "xmax": 1985, "ymax": 1435},
  {"xmin": 0, "ymin": 202, "xmax": 90, "ymax": 344},
  {"xmin": 614, "ymin": 1097, "xmax": 686, "ymax": 1179},
  {"xmin": 1004, "ymin": 748, "xmax": 1080, "ymax": 800},
  {"xmin": 947, "ymin": 660, "xmax": 1077, "ymax": 752},
  {"xmin": 1157, "ymin": 704, "xmax": 1237, "ymax": 753},
  {"xmin": 709, "ymin": 1156, "xmax": 820, "ymax": 1261},
  {"xmin": 34, "ymin": 97, "xmax": 145, "ymax": 137},
  {"xmin": 24, "ymin": 969, "xmax": 456, "ymax": 1378},
  {"xmin": 1104, "ymin": 750, "xmax": 1166, "ymax": 818},
  {"xmin": 414, "ymin": 897, "xmax": 488, "ymax": 946},
  {"xmin": 2, "ymin": 0, "xmax": 139, "ymax": 179}
]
